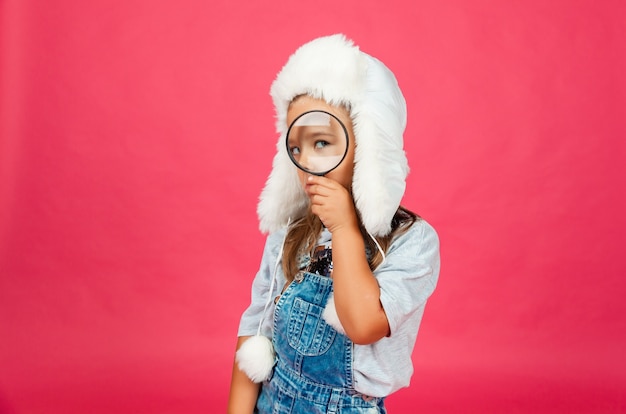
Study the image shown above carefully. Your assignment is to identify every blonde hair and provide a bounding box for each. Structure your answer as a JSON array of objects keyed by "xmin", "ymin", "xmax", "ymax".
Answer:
[{"xmin": 281, "ymin": 207, "xmax": 418, "ymax": 282}]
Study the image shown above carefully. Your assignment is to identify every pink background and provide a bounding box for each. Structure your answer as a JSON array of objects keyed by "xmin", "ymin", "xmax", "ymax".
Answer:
[{"xmin": 1, "ymin": 1, "xmax": 625, "ymax": 413}]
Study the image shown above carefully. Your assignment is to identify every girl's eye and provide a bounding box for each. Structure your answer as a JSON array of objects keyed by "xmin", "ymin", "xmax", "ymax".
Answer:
[
  {"xmin": 289, "ymin": 146, "xmax": 300, "ymax": 155},
  {"xmin": 314, "ymin": 140, "xmax": 329, "ymax": 149}
]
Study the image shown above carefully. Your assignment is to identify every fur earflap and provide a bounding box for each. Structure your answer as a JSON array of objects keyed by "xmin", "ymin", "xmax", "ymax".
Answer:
[
  {"xmin": 235, "ymin": 335, "xmax": 275, "ymax": 383},
  {"xmin": 258, "ymin": 34, "xmax": 408, "ymax": 237}
]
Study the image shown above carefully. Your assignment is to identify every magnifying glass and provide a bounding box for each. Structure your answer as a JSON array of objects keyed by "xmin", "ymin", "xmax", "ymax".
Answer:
[{"xmin": 285, "ymin": 110, "xmax": 349, "ymax": 176}]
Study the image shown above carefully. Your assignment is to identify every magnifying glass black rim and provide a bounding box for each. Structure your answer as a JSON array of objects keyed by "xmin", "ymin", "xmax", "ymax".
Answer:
[{"xmin": 285, "ymin": 110, "xmax": 350, "ymax": 176}]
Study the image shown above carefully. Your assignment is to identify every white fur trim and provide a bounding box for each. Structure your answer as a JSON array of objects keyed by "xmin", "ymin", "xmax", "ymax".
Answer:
[
  {"xmin": 258, "ymin": 34, "xmax": 408, "ymax": 236},
  {"xmin": 235, "ymin": 335, "xmax": 275, "ymax": 383},
  {"xmin": 322, "ymin": 292, "xmax": 346, "ymax": 335}
]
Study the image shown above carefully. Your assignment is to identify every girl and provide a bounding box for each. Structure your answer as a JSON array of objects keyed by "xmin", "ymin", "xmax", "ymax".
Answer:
[{"xmin": 228, "ymin": 34, "xmax": 440, "ymax": 413}]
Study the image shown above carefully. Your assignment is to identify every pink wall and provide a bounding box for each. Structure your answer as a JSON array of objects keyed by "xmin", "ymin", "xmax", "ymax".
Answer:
[{"xmin": 1, "ymin": 1, "xmax": 625, "ymax": 412}]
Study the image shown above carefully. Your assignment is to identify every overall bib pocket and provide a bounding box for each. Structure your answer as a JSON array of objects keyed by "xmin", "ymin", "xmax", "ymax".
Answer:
[{"xmin": 287, "ymin": 297, "xmax": 336, "ymax": 356}]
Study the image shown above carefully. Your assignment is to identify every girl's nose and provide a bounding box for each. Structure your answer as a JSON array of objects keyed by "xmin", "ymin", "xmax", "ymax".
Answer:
[{"xmin": 297, "ymin": 151, "xmax": 311, "ymax": 170}]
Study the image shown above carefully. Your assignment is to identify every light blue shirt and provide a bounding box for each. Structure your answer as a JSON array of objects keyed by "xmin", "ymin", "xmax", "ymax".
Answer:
[{"xmin": 238, "ymin": 219, "xmax": 440, "ymax": 397}]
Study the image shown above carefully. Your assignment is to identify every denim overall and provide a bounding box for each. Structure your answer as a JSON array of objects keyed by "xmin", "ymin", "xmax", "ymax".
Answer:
[{"xmin": 256, "ymin": 268, "xmax": 387, "ymax": 413}]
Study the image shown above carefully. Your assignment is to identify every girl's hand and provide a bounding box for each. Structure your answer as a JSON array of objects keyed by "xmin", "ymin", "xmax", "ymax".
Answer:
[{"xmin": 305, "ymin": 175, "xmax": 359, "ymax": 234}]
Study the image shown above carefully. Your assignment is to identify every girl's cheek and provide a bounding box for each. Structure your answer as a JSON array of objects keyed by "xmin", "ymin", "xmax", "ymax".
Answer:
[{"xmin": 298, "ymin": 171, "xmax": 309, "ymax": 191}]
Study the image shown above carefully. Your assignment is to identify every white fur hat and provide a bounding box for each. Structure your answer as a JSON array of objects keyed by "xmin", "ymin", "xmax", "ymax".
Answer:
[{"xmin": 258, "ymin": 34, "xmax": 408, "ymax": 237}]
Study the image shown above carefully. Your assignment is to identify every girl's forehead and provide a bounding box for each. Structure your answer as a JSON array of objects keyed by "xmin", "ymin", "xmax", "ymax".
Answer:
[{"xmin": 287, "ymin": 96, "xmax": 351, "ymax": 126}]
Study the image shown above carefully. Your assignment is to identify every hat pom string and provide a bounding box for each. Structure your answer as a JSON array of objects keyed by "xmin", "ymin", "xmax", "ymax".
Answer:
[{"xmin": 236, "ymin": 219, "xmax": 291, "ymax": 383}]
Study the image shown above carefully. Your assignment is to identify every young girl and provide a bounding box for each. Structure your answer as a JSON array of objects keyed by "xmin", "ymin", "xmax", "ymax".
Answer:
[{"xmin": 228, "ymin": 34, "xmax": 440, "ymax": 413}]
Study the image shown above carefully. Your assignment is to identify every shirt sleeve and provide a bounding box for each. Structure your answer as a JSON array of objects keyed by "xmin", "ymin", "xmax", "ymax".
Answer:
[
  {"xmin": 375, "ymin": 219, "xmax": 440, "ymax": 336},
  {"xmin": 237, "ymin": 229, "xmax": 287, "ymax": 338}
]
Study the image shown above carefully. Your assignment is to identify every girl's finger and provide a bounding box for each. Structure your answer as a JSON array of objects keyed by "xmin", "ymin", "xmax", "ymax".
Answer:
[
  {"xmin": 306, "ymin": 175, "xmax": 338, "ymax": 189},
  {"xmin": 306, "ymin": 184, "xmax": 332, "ymax": 197}
]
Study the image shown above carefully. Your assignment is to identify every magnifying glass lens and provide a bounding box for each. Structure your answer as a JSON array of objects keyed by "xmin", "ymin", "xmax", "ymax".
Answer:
[{"xmin": 286, "ymin": 111, "xmax": 349, "ymax": 176}]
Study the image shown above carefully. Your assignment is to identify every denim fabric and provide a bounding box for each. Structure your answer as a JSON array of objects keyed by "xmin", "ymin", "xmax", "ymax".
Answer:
[
  {"xmin": 255, "ymin": 271, "xmax": 386, "ymax": 414},
  {"xmin": 240, "ymin": 220, "xmax": 440, "ymax": 397}
]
